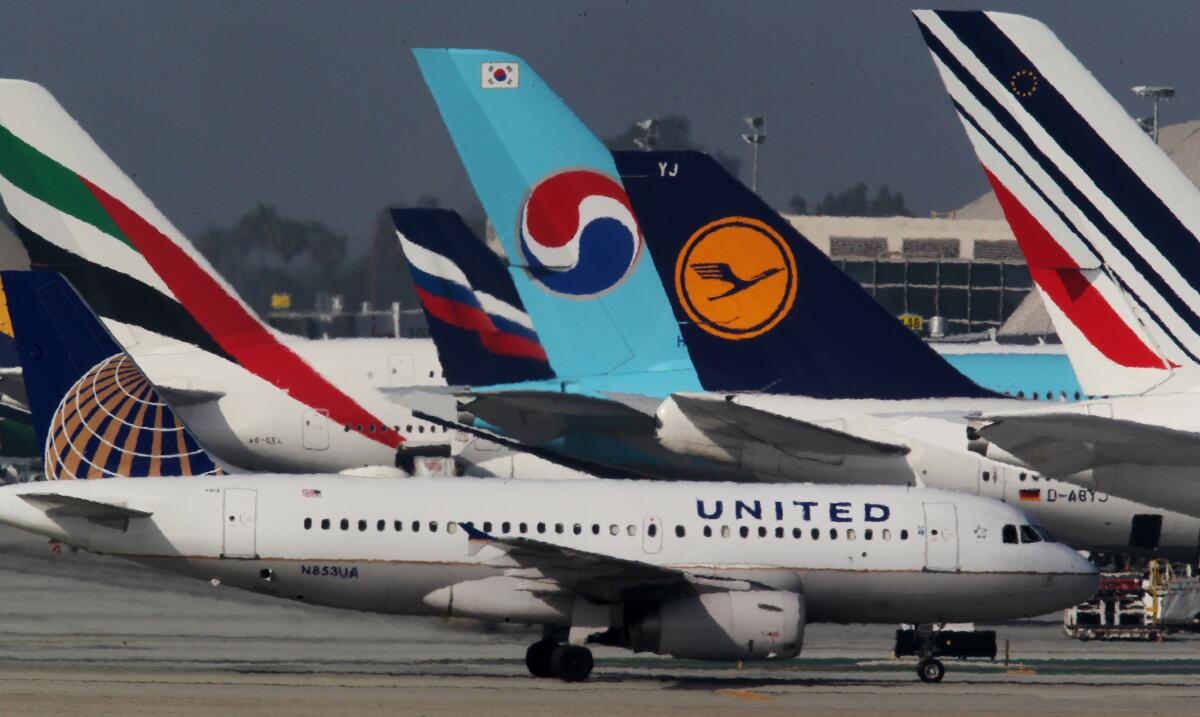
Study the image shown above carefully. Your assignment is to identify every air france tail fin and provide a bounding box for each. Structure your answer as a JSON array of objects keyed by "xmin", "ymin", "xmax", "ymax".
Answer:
[
  {"xmin": 1, "ymin": 271, "xmax": 223, "ymax": 479},
  {"xmin": 412, "ymin": 50, "xmax": 700, "ymax": 388},
  {"xmin": 615, "ymin": 150, "xmax": 996, "ymax": 399},
  {"xmin": 391, "ymin": 208, "xmax": 554, "ymax": 386},
  {"xmin": 914, "ymin": 10, "xmax": 1200, "ymax": 396}
]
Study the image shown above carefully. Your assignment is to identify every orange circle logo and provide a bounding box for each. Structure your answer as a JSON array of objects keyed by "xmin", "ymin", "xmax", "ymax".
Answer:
[{"xmin": 674, "ymin": 216, "xmax": 797, "ymax": 340}]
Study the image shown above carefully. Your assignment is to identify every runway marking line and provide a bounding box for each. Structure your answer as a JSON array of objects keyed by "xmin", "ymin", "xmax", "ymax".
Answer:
[{"xmin": 716, "ymin": 688, "xmax": 773, "ymax": 702}]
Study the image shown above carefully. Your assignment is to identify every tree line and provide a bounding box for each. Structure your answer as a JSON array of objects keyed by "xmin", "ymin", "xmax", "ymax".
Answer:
[{"xmin": 194, "ymin": 115, "xmax": 912, "ymax": 315}]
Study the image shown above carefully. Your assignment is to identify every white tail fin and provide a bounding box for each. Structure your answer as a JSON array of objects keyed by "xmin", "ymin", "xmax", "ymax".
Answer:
[{"xmin": 915, "ymin": 10, "xmax": 1200, "ymax": 396}]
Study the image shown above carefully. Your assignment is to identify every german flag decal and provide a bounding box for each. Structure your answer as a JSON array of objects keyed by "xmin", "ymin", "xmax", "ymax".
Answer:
[{"xmin": 1019, "ymin": 489, "xmax": 1041, "ymax": 502}]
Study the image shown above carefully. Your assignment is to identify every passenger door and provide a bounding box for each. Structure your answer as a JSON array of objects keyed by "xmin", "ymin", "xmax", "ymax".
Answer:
[
  {"xmin": 979, "ymin": 463, "xmax": 1006, "ymax": 502},
  {"xmin": 388, "ymin": 354, "xmax": 415, "ymax": 385},
  {"xmin": 302, "ymin": 408, "xmax": 330, "ymax": 450},
  {"xmin": 642, "ymin": 516, "xmax": 663, "ymax": 554},
  {"xmin": 222, "ymin": 488, "xmax": 258, "ymax": 559},
  {"xmin": 922, "ymin": 502, "xmax": 959, "ymax": 572}
]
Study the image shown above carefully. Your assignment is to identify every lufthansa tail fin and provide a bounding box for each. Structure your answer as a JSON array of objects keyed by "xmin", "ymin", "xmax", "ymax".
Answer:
[
  {"xmin": 413, "ymin": 50, "xmax": 700, "ymax": 388},
  {"xmin": 914, "ymin": 10, "xmax": 1200, "ymax": 396},
  {"xmin": 615, "ymin": 150, "xmax": 996, "ymax": 399},
  {"xmin": 391, "ymin": 208, "xmax": 554, "ymax": 386},
  {"xmin": 2, "ymin": 271, "xmax": 222, "ymax": 479}
]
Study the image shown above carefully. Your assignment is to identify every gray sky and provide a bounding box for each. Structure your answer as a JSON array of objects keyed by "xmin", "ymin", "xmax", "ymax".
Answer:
[{"xmin": 2, "ymin": 1, "xmax": 1196, "ymax": 248}]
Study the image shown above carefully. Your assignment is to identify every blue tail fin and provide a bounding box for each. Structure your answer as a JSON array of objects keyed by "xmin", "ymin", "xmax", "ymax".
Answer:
[
  {"xmin": 615, "ymin": 151, "xmax": 997, "ymax": 399},
  {"xmin": 413, "ymin": 49, "xmax": 699, "ymax": 388},
  {"xmin": 391, "ymin": 208, "xmax": 555, "ymax": 386},
  {"xmin": 2, "ymin": 271, "xmax": 223, "ymax": 479}
]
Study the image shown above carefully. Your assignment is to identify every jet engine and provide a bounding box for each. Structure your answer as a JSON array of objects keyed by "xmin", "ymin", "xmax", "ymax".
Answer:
[{"xmin": 623, "ymin": 590, "xmax": 804, "ymax": 660}]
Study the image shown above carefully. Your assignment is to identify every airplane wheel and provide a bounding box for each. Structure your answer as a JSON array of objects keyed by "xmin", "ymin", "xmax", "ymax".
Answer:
[
  {"xmin": 550, "ymin": 644, "xmax": 593, "ymax": 682},
  {"xmin": 525, "ymin": 640, "xmax": 557, "ymax": 678},
  {"xmin": 917, "ymin": 657, "xmax": 945, "ymax": 684}
]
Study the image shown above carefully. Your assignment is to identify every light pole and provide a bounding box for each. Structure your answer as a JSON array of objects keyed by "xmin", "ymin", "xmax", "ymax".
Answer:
[
  {"xmin": 742, "ymin": 116, "xmax": 766, "ymax": 192},
  {"xmin": 633, "ymin": 118, "xmax": 658, "ymax": 151},
  {"xmin": 1132, "ymin": 85, "xmax": 1175, "ymax": 144}
]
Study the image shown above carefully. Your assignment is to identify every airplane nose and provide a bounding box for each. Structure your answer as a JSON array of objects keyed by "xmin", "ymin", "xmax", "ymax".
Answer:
[{"xmin": 1061, "ymin": 548, "xmax": 1100, "ymax": 604}]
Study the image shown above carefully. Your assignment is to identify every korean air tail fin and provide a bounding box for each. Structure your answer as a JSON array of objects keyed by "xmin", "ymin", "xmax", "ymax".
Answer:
[
  {"xmin": 412, "ymin": 50, "xmax": 700, "ymax": 389},
  {"xmin": 914, "ymin": 10, "xmax": 1200, "ymax": 396},
  {"xmin": 391, "ymin": 208, "xmax": 554, "ymax": 386},
  {"xmin": 1, "ymin": 271, "xmax": 223, "ymax": 479},
  {"xmin": 615, "ymin": 150, "xmax": 996, "ymax": 399}
]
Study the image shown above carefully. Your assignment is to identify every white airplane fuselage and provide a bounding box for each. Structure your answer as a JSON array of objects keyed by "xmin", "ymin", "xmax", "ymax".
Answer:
[
  {"xmin": 657, "ymin": 395, "xmax": 1200, "ymax": 558},
  {"xmin": 125, "ymin": 332, "xmax": 586, "ymax": 479},
  {"xmin": 986, "ymin": 393, "xmax": 1200, "ymax": 521},
  {"xmin": 0, "ymin": 477, "xmax": 1095, "ymax": 629}
]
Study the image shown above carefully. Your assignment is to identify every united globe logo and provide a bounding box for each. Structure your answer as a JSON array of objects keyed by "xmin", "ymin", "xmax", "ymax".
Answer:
[{"xmin": 44, "ymin": 354, "xmax": 222, "ymax": 480}]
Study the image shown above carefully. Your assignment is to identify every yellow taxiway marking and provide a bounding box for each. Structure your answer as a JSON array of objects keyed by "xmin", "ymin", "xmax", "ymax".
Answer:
[{"xmin": 717, "ymin": 689, "xmax": 773, "ymax": 702}]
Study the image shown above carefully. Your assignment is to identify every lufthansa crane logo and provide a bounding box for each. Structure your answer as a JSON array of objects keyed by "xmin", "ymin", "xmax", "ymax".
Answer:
[{"xmin": 674, "ymin": 216, "xmax": 797, "ymax": 340}]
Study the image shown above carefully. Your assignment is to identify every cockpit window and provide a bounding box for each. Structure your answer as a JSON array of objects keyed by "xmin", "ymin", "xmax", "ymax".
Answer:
[
  {"xmin": 1019, "ymin": 525, "xmax": 1042, "ymax": 544},
  {"xmin": 1032, "ymin": 526, "xmax": 1056, "ymax": 543},
  {"xmin": 1002, "ymin": 524, "xmax": 1018, "ymax": 544}
]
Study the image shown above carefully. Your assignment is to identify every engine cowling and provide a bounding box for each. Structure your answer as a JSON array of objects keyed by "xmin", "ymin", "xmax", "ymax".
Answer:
[{"xmin": 625, "ymin": 590, "xmax": 804, "ymax": 660}]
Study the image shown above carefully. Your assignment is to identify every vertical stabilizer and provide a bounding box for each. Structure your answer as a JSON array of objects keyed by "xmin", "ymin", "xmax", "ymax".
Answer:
[
  {"xmin": 392, "ymin": 208, "xmax": 554, "ymax": 386},
  {"xmin": 616, "ymin": 150, "xmax": 996, "ymax": 399},
  {"xmin": 914, "ymin": 10, "xmax": 1200, "ymax": 396},
  {"xmin": 2, "ymin": 271, "xmax": 222, "ymax": 479},
  {"xmin": 413, "ymin": 49, "xmax": 699, "ymax": 388}
]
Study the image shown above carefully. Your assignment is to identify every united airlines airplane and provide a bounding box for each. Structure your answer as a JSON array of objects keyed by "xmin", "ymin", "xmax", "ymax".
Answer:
[{"xmin": 0, "ymin": 270, "xmax": 1096, "ymax": 683}]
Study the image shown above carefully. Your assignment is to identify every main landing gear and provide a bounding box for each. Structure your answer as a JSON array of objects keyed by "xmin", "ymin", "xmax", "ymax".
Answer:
[{"xmin": 525, "ymin": 639, "xmax": 594, "ymax": 682}]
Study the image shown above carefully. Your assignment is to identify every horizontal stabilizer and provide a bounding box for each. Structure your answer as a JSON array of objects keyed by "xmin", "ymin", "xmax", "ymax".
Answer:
[
  {"xmin": 22, "ymin": 493, "xmax": 151, "ymax": 530},
  {"xmin": 980, "ymin": 412, "xmax": 1200, "ymax": 476},
  {"xmin": 669, "ymin": 393, "xmax": 910, "ymax": 458},
  {"xmin": 463, "ymin": 390, "xmax": 656, "ymax": 445},
  {"xmin": 157, "ymin": 385, "xmax": 225, "ymax": 408}
]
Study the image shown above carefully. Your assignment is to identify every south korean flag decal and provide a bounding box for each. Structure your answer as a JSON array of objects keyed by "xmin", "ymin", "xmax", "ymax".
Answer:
[{"xmin": 481, "ymin": 62, "xmax": 519, "ymax": 89}]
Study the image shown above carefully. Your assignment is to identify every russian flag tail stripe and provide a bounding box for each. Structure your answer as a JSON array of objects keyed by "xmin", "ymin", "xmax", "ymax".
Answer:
[
  {"xmin": 392, "ymin": 208, "xmax": 554, "ymax": 386},
  {"xmin": 915, "ymin": 10, "xmax": 1200, "ymax": 394}
]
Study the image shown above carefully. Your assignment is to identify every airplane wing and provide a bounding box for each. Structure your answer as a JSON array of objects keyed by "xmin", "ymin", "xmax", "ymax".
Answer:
[
  {"xmin": 459, "ymin": 523, "xmax": 760, "ymax": 604},
  {"xmin": 669, "ymin": 393, "xmax": 910, "ymax": 458},
  {"xmin": 979, "ymin": 412, "xmax": 1200, "ymax": 476},
  {"xmin": 21, "ymin": 493, "xmax": 152, "ymax": 530},
  {"xmin": 462, "ymin": 390, "xmax": 656, "ymax": 445}
]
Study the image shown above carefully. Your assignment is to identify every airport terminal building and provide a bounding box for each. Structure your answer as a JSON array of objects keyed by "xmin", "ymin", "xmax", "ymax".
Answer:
[{"xmin": 784, "ymin": 213, "xmax": 1034, "ymax": 338}]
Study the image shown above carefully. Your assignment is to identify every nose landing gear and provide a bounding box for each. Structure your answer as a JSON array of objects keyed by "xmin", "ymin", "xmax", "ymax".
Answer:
[
  {"xmin": 895, "ymin": 624, "xmax": 996, "ymax": 683},
  {"xmin": 916, "ymin": 657, "xmax": 945, "ymax": 684}
]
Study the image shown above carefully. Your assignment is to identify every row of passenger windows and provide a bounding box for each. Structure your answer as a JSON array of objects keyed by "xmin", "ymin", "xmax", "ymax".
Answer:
[
  {"xmin": 303, "ymin": 518, "xmax": 648, "ymax": 536},
  {"xmin": 1002, "ymin": 524, "xmax": 1055, "ymax": 544},
  {"xmin": 343, "ymin": 423, "xmax": 450, "ymax": 435},
  {"xmin": 700, "ymin": 525, "xmax": 908, "ymax": 541},
  {"xmin": 1006, "ymin": 390, "xmax": 1086, "ymax": 401},
  {"xmin": 300, "ymin": 518, "xmax": 910, "ymax": 542},
  {"xmin": 981, "ymin": 470, "xmax": 1042, "ymax": 482}
]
